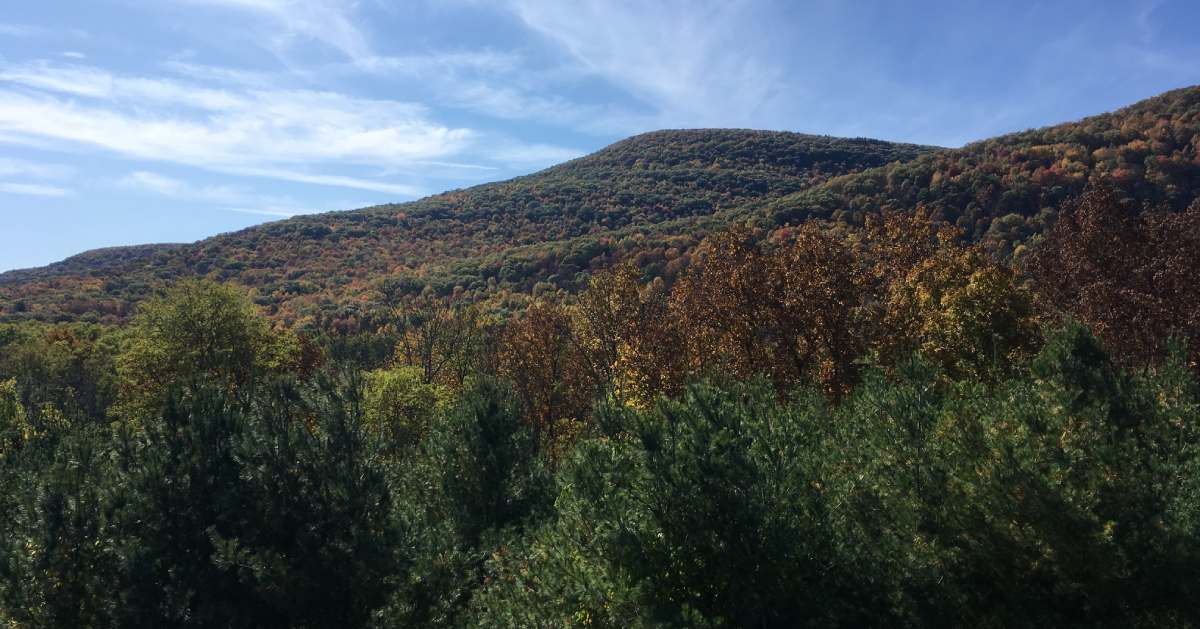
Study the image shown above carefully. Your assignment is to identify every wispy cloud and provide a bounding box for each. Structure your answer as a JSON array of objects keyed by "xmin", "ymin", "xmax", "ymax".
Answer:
[
  {"xmin": 0, "ymin": 22, "xmax": 88, "ymax": 40},
  {"xmin": 355, "ymin": 50, "xmax": 522, "ymax": 75},
  {"xmin": 223, "ymin": 207, "xmax": 298, "ymax": 217},
  {"xmin": 0, "ymin": 23, "xmax": 40, "ymax": 37},
  {"xmin": 0, "ymin": 157, "xmax": 74, "ymax": 179},
  {"xmin": 223, "ymin": 167, "xmax": 423, "ymax": 196},
  {"xmin": 176, "ymin": 0, "xmax": 642, "ymax": 135},
  {"xmin": 487, "ymin": 141, "xmax": 585, "ymax": 166},
  {"xmin": 327, "ymin": 47, "xmax": 645, "ymax": 135},
  {"xmin": 162, "ymin": 60, "xmax": 280, "ymax": 87},
  {"xmin": 503, "ymin": 0, "xmax": 790, "ymax": 129},
  {"xmin": 181, "ymin": 0, "xmax": 370, "ymax": 60},
  {"xmin": 0, "ymin": 61, "xmax": 474, "ymax": 194},
  {"xmin": 0, "ymin": 182, "xmax": 72, "ymax": 196},
  {"xmin": 0, "ymin": 57, "xmax": 589, "ymax": 193},
  {"xmin": 119, "ymin": 170, "xmax": 307, "ymax": 216}
]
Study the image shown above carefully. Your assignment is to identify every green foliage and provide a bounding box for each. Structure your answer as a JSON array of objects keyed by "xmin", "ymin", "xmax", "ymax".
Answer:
[
  {"xmin": 11, "ymin": 378, "xmax": 401, "ymax": 628},
  {"xmin": 420, "ymin": 378, "xmax": 548, "ymax": 545},
  {"xmin": 114, "ymin": 280, "xmax": 299, "ymax": 419},
  {"xmin": 378, "ymin": 377, "xmax": 550, "ymax": 626},
  {"xmin": 472, "ymin": 381, "xmax": 870, "ymax": 627},
  {"xmin": 822, "ymin": 329, "xmax": 1200, "ymax": 626},
  {"xmin": 4, "ymin": 299, "xmax": 1200, "ymax": 626},
  {"xmin": 361, "ymin": 365, "xmax": 450, "ymax": 451},
  {"xmin": 0, "ymin": 424, "xmax": 119, "ymax": 627},
  {"xmin": 0, "ymin": 321, "xmax": 120, "ymax": 424},
  {"xmin": 0, "ymin": 378, "xmax": 26, "ymax": 455},
  {"xmin": 473, "ymin": 327, "xmax": 1200, "ymax": 627}
]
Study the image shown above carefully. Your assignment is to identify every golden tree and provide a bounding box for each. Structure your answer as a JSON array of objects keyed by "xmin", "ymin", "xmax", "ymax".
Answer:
[{"xmin": 880, "ymin": 245, "xmax": 1039, "ymax": 380}]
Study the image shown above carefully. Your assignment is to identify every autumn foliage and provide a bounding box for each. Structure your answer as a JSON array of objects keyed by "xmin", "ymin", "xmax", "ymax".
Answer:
[
  {"xmin": 1028, "ymin": 184, "xmax": 1200, "ymax": 368},
  {"xmin": 491, "ymin": 208, "xmax": 1044, "ymax": 452}
]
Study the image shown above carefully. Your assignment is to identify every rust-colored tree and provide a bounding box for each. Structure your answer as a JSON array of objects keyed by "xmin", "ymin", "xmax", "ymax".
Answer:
[
  {"xmin": 1027, "ymin": 185, "xmax": 1200, "ymax": 368},
  {"xmin": 769, "ymin": 225, "xmax": 872, "ymax": 396},
  {"xmin": 862, "ymin": 207, "xmax": 960, "ymax": 290},
  {"xmin": 615, "ymin": 278, "xmax": 685, "ymax": 405},
  {"xmin": 668, "ymin": 224, "xmax": 870, "ymax": 397},
  {"xmin": 668, "ymin": 227, "xmax": 778, "ymax": 387},
  {"xmin": 496, "ymin": 300, "xmax": 586, "ymax": 456}
]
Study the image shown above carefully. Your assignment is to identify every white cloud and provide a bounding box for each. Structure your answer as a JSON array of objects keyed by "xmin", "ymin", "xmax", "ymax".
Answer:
[
  {"xmin": 162, "ymin": 60, "xmax": 278, "ymax": 88},
  {"xmin": 0, "ymin": 182, "xmax": 72, "ymax": 196},
  {"xmin": 355, "ymin": 50, "xmax": 522, "ymax": 75},
  {"xmin": 176, "ymin": 1, "xmax": 630, "ymax": 137},
  {"xmin": 0, "ymin": 58, "xmax": 591, "ymax": 192},
  {"xmin": 61, "ymin": 51, "xmax": 86, "ymax": 59},
  {"xmin": 0, "ymin": 63, "xmax": 118, "ymax": 98},
  {"xmin": 120, "ymin": 171, "xmax": 188, "ymax": 196},
  {"xmin": 0, "ymin": 62, "xmax": 474, "ymax": 194},
  {"xmin": 224, "ymin": 167, "xmax": 424, "ymax": 196},
  {"xmin": 0, "ymin": 23, "xmax": 88, "ymax": 40},
  {"xmin": 335, "ymin": 47, "xmax": 647, "ymax": 135},
  {"xmin": 223, "ymin": 207, "xmax": 298, "ymax": 217}
]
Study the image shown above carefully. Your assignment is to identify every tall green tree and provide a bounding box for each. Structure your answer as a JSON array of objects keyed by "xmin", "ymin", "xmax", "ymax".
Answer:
[{"xmin": 115, "ymin": 281, "xmax": 299, "ymax": 420}]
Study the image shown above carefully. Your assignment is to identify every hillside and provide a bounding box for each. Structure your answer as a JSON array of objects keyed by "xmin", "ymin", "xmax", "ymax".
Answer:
[
  {"xmin": 0, "ymin": 131, "xmax": 934, "ymax": 325},
  {"xmin": 3, "ymin": 85, "xmax": 1200, "ymax": 327},
  {"xmin": 767, "ymin": 85, "xmax": 1200, "ymax": 255}
]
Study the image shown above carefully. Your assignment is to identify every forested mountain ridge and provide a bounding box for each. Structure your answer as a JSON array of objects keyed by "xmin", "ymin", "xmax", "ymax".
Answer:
[
  {"xmin": 767, "ymin": 85, "xmax": 1200, "ymax": 256},
  {"xmin": 0, "ymin": 130, "xmax": 934, "ymax": 325},
  {"xmin": 3, "ymin": 85, "xmax": 1200, "ymax": 327}
]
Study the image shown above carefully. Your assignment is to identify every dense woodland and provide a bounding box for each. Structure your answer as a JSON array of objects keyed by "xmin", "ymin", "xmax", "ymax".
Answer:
[
  {"xmin": 3, "ymin": 172, "xmax": 1200, "ymax": 625},
  {"xmin": 4, "ymin": 87, "xmax": 1200, "ymax": 626}
]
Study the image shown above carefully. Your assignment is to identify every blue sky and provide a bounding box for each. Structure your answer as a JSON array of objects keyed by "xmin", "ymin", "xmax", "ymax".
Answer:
[{"xmin": 1, "ymin": 1, "xmax": 1198, "ymax": 272}]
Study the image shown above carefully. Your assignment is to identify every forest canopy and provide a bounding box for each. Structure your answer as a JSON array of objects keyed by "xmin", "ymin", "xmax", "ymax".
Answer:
[{"xmin": 2, "ymin": 180, "xmax": 1200, "ymax": 626}]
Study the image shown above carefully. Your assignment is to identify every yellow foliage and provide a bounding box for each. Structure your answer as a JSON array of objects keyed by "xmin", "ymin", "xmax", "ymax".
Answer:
[{"xmin": 882, "ymin": 246, "xmax": 1039, "ymax": 379}]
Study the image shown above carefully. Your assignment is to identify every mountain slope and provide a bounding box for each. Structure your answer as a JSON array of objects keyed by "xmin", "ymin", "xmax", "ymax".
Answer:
[{"xmin": 0, "ymin": 131, "xmax": 935, "ymax": 325}]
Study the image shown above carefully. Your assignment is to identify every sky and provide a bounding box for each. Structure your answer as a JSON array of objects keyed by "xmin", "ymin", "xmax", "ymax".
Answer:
[{"xmin": 1, "ymin": 1, "xmax": 1198, "ymax": 272}]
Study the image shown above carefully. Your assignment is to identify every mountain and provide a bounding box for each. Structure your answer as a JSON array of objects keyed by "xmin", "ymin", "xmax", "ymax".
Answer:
[
  {"xmin": 3, "ymin": 85, "xmax": 1199, "ymax": 327},
  {"xmin": 0, "ymin": 131, "xmax": 935, "ymax": 325}
]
